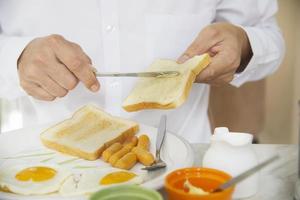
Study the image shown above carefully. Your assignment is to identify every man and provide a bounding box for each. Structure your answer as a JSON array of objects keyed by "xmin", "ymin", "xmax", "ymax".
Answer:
[{"xmin": 0, "ymin": 0, "xmax": 284, "ymax": 143}]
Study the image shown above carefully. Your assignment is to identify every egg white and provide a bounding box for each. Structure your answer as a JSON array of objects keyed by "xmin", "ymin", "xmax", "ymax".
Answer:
[
  {"xmin": 0, "ymin": 163, "xmax": 71, "ymax": 195},
  {"xmin": 59, "ymin": 167, "xmax": 145, "ymax": 196}
]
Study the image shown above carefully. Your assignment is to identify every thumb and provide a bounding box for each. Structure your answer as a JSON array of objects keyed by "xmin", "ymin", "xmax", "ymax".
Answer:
[
  {"xmin": 177, "ymin": 26, "xmax": 220, "ymax": 64},
  {"xmin": 177, "ymin": 42, "xmax": 199, "ymax": 64}
]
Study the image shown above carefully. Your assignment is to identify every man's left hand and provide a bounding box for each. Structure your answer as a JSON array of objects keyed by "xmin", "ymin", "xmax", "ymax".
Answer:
[{"xmin": 178, "ymin": 22, "xmax": 252, "ymax": 86}]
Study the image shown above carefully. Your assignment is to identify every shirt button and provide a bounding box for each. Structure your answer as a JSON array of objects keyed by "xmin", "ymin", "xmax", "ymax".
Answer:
[{"xmin": 105, "ymin": 25, "xmax": 115, "ymax": 32}]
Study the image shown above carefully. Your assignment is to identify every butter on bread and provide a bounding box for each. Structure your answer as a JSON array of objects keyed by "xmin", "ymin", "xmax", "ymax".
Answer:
[
  {"xmin": 40, "ymin": 105, "xmax": 139, "ymax": 160},
  {"xmin": 122, "ymin": 54, "xmax": 211, "ymax": 112}
]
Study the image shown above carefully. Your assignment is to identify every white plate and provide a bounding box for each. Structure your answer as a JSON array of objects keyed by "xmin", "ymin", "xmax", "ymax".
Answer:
[{"xmin": 0, "ymin": 123, "xmax": 194, "ymax": 200}]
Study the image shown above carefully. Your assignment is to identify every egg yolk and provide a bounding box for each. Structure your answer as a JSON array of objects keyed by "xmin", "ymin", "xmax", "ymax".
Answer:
[
  {"xmin": 100, "ymin": 171, "xmax": 136, "ymax": 185},
  {"xmin": 15, "ymin": 167, "xmax": 57, "ymax": 182}
]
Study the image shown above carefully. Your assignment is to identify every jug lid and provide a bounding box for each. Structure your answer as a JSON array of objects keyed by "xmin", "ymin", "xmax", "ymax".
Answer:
[{"xmin": 212, "ymin": 127, "xmax": 253, "ymax": 146}]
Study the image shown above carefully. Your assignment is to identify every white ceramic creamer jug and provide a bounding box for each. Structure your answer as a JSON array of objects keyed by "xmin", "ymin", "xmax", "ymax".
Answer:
[{"xmin": 202, "ymin": 127, "xmax": 259, "ymax": 199}]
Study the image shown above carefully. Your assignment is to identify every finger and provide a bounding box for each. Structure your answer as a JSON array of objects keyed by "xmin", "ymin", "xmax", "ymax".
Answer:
[
  {"xmin": 40, "ymin": 76, "xmax": 68, "ymax": 98},
  {"xmin": 196, "ymin": 52, "xmax": 234, "ymax": 83},
  {"xmin": 51, "ymin": 37, "xmax": 100, "ymax": 92},
  {"xmin": 32, "ymin": 72, "xmax": 68, "ymax": 98},
  {"xmin": 20, "ymin": 57, "xmax": 71, "ymax": 97},
  {"xmin": 21, "ymin": 81, "xmax": 56, "ymax": 101},
  {"xmin": 69, "ymin": 42, "xmax": 93, "ymax": 64},
  {"xmin": 45, "ymin": 61, "xmax": 79, "ymax": 90},
  {"xmin": 177, "ymin": 26, "xmax": 221, "ymax": 63}
]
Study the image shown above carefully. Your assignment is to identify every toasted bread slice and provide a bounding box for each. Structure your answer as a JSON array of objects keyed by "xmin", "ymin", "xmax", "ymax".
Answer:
[
  {"xmin": 40, "ymin": 105, "xmax": 139, "ymax": 160},
  {"xmin": 122, "ymin": 54, "xmax": 211, "ymax": 112}
]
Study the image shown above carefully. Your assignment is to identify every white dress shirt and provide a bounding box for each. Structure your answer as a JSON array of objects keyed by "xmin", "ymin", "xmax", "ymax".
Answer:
[{"xmin": 0, "ymin": 0, "xmax": 284, "ymax": 143}]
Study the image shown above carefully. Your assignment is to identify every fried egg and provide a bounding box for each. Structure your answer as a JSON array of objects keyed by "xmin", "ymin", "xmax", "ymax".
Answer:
[
  {"xmin": 0, "ymin": 163, "xmax": 71, "ymax": 195},
  {"xmin": 59, "ymin": 168, "xmax": 145, "ymax": 196}
]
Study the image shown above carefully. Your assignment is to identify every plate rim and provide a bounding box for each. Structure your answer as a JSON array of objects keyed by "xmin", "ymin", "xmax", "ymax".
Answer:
[{"xmin": 0, "ymin": 123, "xmax": 195, "ymax": 199}]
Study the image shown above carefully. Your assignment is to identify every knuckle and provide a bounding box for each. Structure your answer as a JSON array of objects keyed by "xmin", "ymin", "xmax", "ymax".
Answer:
[
  {"xmin": 71, "ymin": 42, "xmax": 82, "ymax": 50},
  {"xmin": 26, "ymin": 38, "xmax": 43, "ymax": 49},
  {"xmin": 33, "ymin": 53, "xmax": 48, "ymax": 64},
  {"xmin": 69, "ymin": 43, "xmax": 91, "ymax": 63},
  {"xmin": 68, "ymin": 58, "xmax": 83, "ymax": 72},
  {"xmin": 46, "ymin": 34, "xmax": 64, "ymax": 44},
  {"xmin": 48, "ymin": 34, "xmax": 64, "ymax": 41}
]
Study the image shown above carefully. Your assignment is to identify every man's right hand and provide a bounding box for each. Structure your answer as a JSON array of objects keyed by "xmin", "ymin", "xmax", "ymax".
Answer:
[{"xmin": 18, "ymin": 34, "xmax": 100, "ymax": 101}]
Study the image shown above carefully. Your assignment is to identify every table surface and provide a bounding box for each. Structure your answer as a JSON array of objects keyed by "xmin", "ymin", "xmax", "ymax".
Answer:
[
  {"xmin": 0, "ymin": 106, "xmax": 298, "ymax": 200},
  {"xmin": 159, "ymin": 143, "xmax": 298, "ymax": 200}
]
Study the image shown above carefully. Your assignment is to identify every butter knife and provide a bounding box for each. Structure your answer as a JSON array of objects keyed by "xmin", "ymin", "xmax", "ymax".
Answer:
[
  {"xmin": 212, "ymin": 154, "xmax": 279, "ymax": 193},
  {"xmin": 94, "ymin": 71, "xmax": 180, "ymax": 78}
]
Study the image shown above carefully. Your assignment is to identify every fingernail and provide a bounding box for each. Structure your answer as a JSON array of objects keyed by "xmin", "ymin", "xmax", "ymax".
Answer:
[
  {"xmin": 177, "ymin": 55, "xmax": 190, "ymax": 64},
  {"xmin": 90, "ymin": 83, "xmax": 99, "ymax": 92}
]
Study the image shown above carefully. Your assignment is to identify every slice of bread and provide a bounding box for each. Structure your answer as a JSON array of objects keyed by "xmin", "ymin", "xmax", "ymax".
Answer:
[
  {"xmin": 122, "ymin": 54, "xmax": 211, "ymax": 112},
  {"xmin": 40, "ymin": 105, "xmax": 139, "ymax": 160}
]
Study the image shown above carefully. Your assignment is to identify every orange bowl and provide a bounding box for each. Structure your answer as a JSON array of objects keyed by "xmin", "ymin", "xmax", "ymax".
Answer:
[{"xmin": 165, "ymin": 167, "xmax": 234, "ymax": 200}]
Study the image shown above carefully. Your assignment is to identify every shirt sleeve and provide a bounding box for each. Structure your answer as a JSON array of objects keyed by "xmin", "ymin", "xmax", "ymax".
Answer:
[
  {"xmin": 0, "ymin": 30, "xmax": 34, "ymax": 99},
  {"xmin": 215, "ymin": 0, "xmax": 285, "ymax": 87}
]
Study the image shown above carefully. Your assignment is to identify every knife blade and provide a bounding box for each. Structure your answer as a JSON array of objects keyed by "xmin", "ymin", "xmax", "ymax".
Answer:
[{"xmin": 94, "ymin": 71, "xmax": 180, "ymax": 78}]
